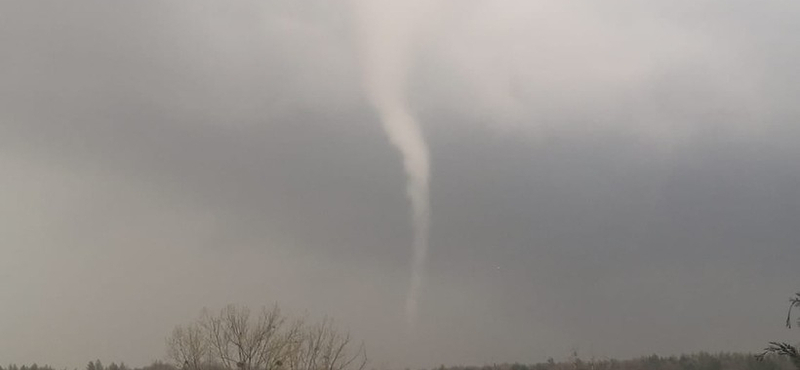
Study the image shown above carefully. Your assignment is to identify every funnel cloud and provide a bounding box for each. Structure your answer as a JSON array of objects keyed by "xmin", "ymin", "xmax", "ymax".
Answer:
[{"xmin": 352, "ymin": 0, "xmax": 436, "ymax": 326}]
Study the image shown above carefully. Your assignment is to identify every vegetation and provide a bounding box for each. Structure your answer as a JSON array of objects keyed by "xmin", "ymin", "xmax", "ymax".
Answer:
[
  {"xmin": 9, "ymin": 298, "xmax": 800, "ymax": 370},
  {"xmin": 166, "ymin": 304, "xmax": 367, "ymax": 370},
  {"xmin": 439, "ymin": 352, "xmax": 795, "ymax": 370},
  {"xmin": 0, "ymin": 361, "xmax": 132, "ymax": 370},
  {"xmin": 757, "ymin": 292, "xmax": 800, "ymax": 369},
  {"xmin": 0, "ymin": 365, "xmax": 67, "ymax": 370},
  {"xmin": 4, "ymin": 351, "xmax": 795, "ymax": 370}
]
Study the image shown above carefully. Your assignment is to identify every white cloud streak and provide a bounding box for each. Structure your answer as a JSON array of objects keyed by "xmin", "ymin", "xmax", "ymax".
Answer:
[{"xmin": 351, "ymin": 0, "xmax": 439, "ymax": 326}]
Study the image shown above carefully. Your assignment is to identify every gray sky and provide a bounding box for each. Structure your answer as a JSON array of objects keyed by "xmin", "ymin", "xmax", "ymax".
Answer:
[{"xmin": 1, "ymin": 1, "xmax": 800, "ymax": 369}]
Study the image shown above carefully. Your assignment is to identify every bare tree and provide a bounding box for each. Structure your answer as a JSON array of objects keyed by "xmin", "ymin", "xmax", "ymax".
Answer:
[
  {"xmin": 167, "ymin": 304, "xmax": 366, "ymax": 370},
  {"xmin": 278, "ymin": 317, "xmax": 310, "ymax": 370},
  {"xmin": 270, "ymin": 317, "xmax": 306, "ymax": 370},
  {"xmin": 293, "ymin": 317, "xmax": 367, "ymax": 370},
  {"xmin": 167, "ymin": 323, "xmax": 208, "ymax": 370},
  {"xmin": 199, "ymin": 305, "xmax": 286, "ymax": 370},
  {"xmin": 757, "ymin": 292, "xmax": 800, "ymax": 370}
]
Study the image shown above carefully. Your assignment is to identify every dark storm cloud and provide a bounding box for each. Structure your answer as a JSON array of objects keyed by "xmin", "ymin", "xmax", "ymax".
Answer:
[{"xmin": 0, "ymin": 0, "xmax": 412, "ymax": 262}]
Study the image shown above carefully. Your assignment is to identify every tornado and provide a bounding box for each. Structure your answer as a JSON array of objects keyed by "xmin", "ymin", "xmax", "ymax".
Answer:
[{"xmin": 351, "ymin": 0, "xmax": 435, "ymax": 326}]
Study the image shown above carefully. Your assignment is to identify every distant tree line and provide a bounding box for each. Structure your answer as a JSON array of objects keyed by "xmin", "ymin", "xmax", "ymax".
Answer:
[
  {"xmin": 86, "ymin": 360, "xmax": 131, "ymax": 370},
  {"xmin": 6, "ymin": 350, "xmax": 796, "ymax": 370},
  {"xmin": 437, "ymin": 352, "xmax": 796, "ymax": 370},
  {"xmin": 1, "ymin": 364, "xmax": 65, "ymax": 370},
  {"xmin": 0, "ymin": 362, "xmax": 135, "ymax": 370}
]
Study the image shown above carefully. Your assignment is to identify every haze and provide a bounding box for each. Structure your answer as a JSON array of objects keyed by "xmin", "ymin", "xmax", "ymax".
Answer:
[{"xmin": 1, "ymin": 1, "xmax": 799, "ymax": 369}]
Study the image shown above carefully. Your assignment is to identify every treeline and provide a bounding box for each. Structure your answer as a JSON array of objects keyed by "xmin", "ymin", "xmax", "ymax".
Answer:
[
  {"xmin": 0, "ymin": 360, "xmax": 162, "ymax": 370},
  {"xmin": 0, "ymin": 363, "xmax": 136, "ymax": 370},
  {"xmin": 1, "ymin": 365, "xmax": 67, "ymax": 370},
  {"xmin": 0, "ymin": 361, "xmax": 179, "ymax": 370},
  {"xmin": 4, "ymin": 352, "xmax": 796, "ymax": 370},
  {"xmin": 440, "ymin": 352, "xmax": 796, "ymax": 370}
]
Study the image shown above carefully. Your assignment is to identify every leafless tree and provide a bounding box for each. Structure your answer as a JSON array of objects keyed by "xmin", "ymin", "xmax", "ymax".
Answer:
[
  {"xmin": 167, "ymin": 304, "xmax": 366, "ymax": 370},
  {"xmin": 293, "ymin": 317, "xmax": 367, "ymax": 370},
  {"xmin": 167, "ymin": 323, "xmax": 209, "ymax": 370},
  {"xmin": 757, "ymin": 292, "xmax": 800, "ymax": 370},
  {"xmin": 199, "ymin": 305, "xmax": 286, "ymax": 370}
]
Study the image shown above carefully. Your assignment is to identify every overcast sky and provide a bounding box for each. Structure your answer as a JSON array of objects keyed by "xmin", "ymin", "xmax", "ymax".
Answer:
[{"xmin": 2, "ymin": 1, "xmax": 800, "ymax": 369}]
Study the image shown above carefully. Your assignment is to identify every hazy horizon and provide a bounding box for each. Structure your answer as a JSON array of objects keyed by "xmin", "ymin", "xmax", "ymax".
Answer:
[{"xmin": 1, "ymin": 1, "xmax": 799, "ymax": 369}]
